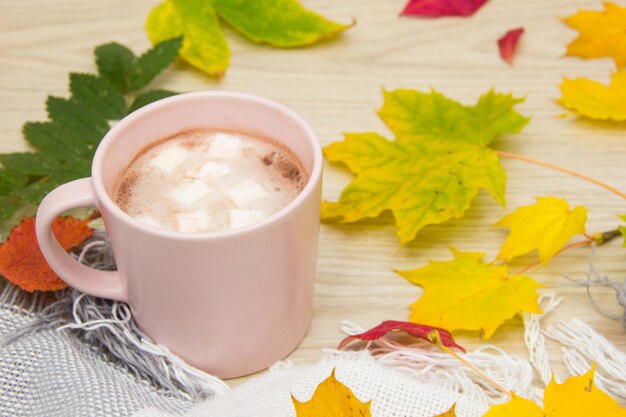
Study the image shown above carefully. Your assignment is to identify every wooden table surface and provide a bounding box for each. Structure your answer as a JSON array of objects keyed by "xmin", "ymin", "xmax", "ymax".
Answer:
[{"xmin": 2, "ymin": 0, "xmax": 625, "ymax": 392}]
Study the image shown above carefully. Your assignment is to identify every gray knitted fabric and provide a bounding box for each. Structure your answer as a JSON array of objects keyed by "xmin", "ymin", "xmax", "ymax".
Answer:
[
  {"xmin": 0, "ymin": 231, "xmax": 229, "ymax": 416},
  {"xmin": 0, "ymin": 301, "xmax": 191, "ymax": 417}
]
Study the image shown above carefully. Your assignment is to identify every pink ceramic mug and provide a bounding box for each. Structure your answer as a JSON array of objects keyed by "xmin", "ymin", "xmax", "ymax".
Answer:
[{"xmin": 35, "ymin": 91, "xmax": 322, "ymax": 378}]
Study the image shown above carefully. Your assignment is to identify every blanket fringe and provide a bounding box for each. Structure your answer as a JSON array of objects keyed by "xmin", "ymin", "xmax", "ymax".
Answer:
[
  {"xmin": 337, "ymin": 320, "xmax": 539, "ymax": 406},
  {"xmin": 546, "ymin": 318, "xmax": 626, "ymax": 402}
]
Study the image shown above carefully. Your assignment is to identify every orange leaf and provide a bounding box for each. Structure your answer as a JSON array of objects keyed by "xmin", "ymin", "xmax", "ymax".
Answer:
[{"xmin": 0, "ymin": 216, "xmax": 94, "ymax": 292}]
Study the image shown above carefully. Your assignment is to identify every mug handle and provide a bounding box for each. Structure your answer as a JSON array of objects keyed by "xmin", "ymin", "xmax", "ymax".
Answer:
[{"xmin": 35, "ymin": 178, "xmax": 127, "ymax": 302}]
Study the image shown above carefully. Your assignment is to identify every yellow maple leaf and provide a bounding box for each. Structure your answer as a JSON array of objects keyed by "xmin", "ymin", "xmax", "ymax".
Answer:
[
  {"xmin": 495, "ymin": 197, "xmax": 588, "ymax": 265},
  {"xmin": 397, "ymin": 249, "xmax": 542, "ymax": 339},
  {"xmin": 564, "ymin": 2, "xmax": 626, "ymax": 69},
  {"xmin": 483, "ymin": 365, "xmax": 626, "ymax": 417},
  {"xmin": 292, "ymin": 369, "xmax": 372, "ymax": 417},
  {"xmin": 558, "ymin": 72, "xmax": 626, "ymax": 121},
  {"xmin": 434, "ymin": 404, "xmax": 457, "ymax": 416}
]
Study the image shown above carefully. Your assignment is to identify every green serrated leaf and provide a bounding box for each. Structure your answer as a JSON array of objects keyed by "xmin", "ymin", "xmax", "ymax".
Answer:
[
  {"xmin": 0, "ymin": 195, "xmax": 21, "ymax": 221},
  {"xmin": 0, "ymin": 196, "xmax": 36, "ymax": 240},
  {"xmin": 127, "ymin": 89, "xmax": 179, "ymax": 114},
  {"xmin": 147, "ymin": 0, "xmax": 229, "ymax": 77},
  {"xmin": 49, "ymin": 159, "xmax": 92, "ymax": 183},
  {"xmin": 0, "ymin": 170, "xmax": 28, "ymax": 197},
  {"xmin": 1, "ymin": 39, "xmax": 179, "ymax": 225},
  {"xmin": 0, "ymin": 152, "xmax": 60, "ymax": 176},
  {"xmin": 46, "ymin": 96, "xmax": 110, "ymax": 144},
  {"xmin": 130, "ymin": 37, "xmax": 182, "ymax": 91},
  {"xmin": 95, "ymin": 42, "xmax": 135, "ymax": 92},
  {"xmin": 70, "ymin": 73, "xmax": 126, "ymax": 120},
  {"xmin": 23, "ymin": 122, "xmax": 95, "ymax": 161},
  {"xmin": 15, "ymin": 180, "xmax": 58, "ymax": 205},
  {"xmin": 213, "ymin": 0, "xmax": 352, "ymax": 47}
]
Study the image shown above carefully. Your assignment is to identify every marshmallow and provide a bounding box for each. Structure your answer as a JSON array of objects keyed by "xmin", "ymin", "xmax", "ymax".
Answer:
[
  {"xmin": 168, "ymin": 179, "xmax": 213, "ymax": 207},
  {"xmin": 189, "ymin": 161, "xmax": 232, "ymax": 181},
  {"xmin": 176, "ymin": 209, "xmax": 211, "ymax": 233},
  {"xmin": 149, "ymin": 145, "xmax": 189, "ymax": 174},
  {"xmin": 226, "ymin": 179, "xmax": 267, "ymax": 206},
  {"xmin": 229, "ymin": 209, "xmax": 266, "ymax": 229},
  {"xmin": 207, "ymin": 134, "xmax": 243, "ymax": 159},
  {"xmin": 135, "ymin": 214, "xmax": 163, "ymax": 229}
]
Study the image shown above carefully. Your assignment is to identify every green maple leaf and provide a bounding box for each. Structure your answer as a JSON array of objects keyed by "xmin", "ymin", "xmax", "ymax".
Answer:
[
  {"xmin": 146, "ymin": 0, "xmax": 352, "ymax": 77},
  {"xmin": 322, "ymin": 89, "xmax": 529, "ymax": 244},
  {"xmin": 0, "ymin": 39, "xmax": 181, "ymax": 236}
]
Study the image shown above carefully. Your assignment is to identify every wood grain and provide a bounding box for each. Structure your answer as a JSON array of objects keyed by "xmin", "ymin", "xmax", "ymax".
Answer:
[{"xmin": 1, "ymin": 0, "xmax": 625, "ymax": 393}]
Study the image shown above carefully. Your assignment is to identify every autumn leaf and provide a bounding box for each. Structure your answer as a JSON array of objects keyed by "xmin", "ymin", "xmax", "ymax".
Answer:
[
  {"xmin": 146, "ymin": 0, "xmax": 352, "ymax": 77},
  {"xmin": 482, "ymin": 393, "xmax": 543, "ymax": 417},
  {"xmin": 401, "ymin": 0, "xmax": 488, "ymax": 18},
  {"xmin": 213, "ymin": 0, "xmax": 353, "ymax": 48},
  {"xmin": 557, "ymin": 72, "xmax": 626, "ymax": 121},
  {"xmin": 0, "ymin": 216, "xmax": 93, "ymax": 292},
  {"xmin": 564, "ymin": 2, "xmax": 626, "ymax": 69},
  {"xmin": 435, "ymin": 404, "xmax": 457, "ymax": 417},
  {"xmin": 292, "ymin": 369, "xmax": 371, "ymax": 417},
  {"xmin": 498, "ymin": 28, "xmax": 524, "ymax": 65},
  {"xmin": 619, "ymin": 214, "xmax": 626, "ymax": 247},
  {"xmin": 483, "ymin": 365, "xmax": 626, "ymax": 417},
  {"xmin": 495, "ymin": 197, "xmax": 588, "ymax": 265},
  {"xmin": 338, "ymin": 320, "xmax": 465, "ymax": 352},
  {"xmin": 397, "ymin": 249, "xmax": 542, "ymax": 339},
  {"xmin": 322, "ymin": 89, "xmax": 529, "ymax": 244}
]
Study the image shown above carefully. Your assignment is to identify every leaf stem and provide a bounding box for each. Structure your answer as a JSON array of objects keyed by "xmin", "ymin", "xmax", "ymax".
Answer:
[
  {"xmin": 442, "ymin": 345, "xmax": 511, "ymax": 397},
  {"xmin": 512, "ymin": 239, "xmax": 593, "ymax": 276},
  {"xmin": 495, "ymin": 150, "xmax": 626, "ymax": 201},
  {"xmin": 85, "ymin": 210, "xmax": 101, "ymax": 222}
]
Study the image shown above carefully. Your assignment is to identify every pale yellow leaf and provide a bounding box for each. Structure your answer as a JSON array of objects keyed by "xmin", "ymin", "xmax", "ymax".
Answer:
[{"xmin": 495, "ymin": 197, "xmax": 588, "ymax": 265}]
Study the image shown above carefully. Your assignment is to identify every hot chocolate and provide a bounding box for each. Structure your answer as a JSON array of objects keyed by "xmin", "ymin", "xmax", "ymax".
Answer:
[{"xmin": 113, "ymin": 128, "xmax": 307, "ymax": 233}]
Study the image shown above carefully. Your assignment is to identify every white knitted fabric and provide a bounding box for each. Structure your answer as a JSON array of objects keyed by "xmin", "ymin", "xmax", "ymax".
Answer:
[
  {"xmin": 133, "ymin": 352, "xmax": 488, "ymax": 417},
  {"xmin": 0, "ymin": 290, "xmax": 490, "ymax": 417}
]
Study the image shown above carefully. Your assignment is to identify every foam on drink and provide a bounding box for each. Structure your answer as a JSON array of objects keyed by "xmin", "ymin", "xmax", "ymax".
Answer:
[{"xmin": 113, "ymin": 128, "xmax": 307, "ymax": 233}]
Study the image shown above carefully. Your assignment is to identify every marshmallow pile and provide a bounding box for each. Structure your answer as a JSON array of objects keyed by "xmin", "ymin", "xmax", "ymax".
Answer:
[{"xmin": 115, "ymin": 130, "xmax": 303, "ymax": 233}]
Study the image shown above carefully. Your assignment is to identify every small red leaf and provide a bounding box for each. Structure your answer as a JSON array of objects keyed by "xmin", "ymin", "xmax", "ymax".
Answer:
[
  {"xmin": 401, "ymin": 0, "xmax": 488, "ymax": 18},
  {"xmin": 498, "ymin": 27, "xmax": 524, "ymax": 65},
  {"xmin": 338, "ymin": 320, "xmax": 465, "ymax": 352},
  {"xmin": 0, "ymin": 216, "xmax": 94, "ymax": 292}
]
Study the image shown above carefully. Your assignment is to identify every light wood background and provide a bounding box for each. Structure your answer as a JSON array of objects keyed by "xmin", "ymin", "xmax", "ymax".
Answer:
[{"xmin": 1, "ymin": 0, "xmax": 625, "ymax": 394}]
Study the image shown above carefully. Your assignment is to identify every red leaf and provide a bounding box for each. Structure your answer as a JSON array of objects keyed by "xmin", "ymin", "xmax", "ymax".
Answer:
[
  {"xmin": 401, "ymin": 0, "xmax": 488, "ymax": 18},
  {"xmin": 0, "ymin": 216, "xmax": 94, "ymax": 292},
  {"xmin": 338, "ymin": 320, "xmax": 465, "ymax": 352},
  {"xmin": 498, "ymin": 27, "xmax": 525, "ymax": 65}
]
